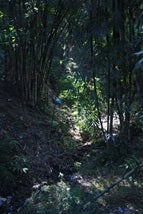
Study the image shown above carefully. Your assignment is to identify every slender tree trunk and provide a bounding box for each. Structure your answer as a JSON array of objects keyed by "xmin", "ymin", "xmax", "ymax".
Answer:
[{"xmin": 89, "ymin": 1, "xmax": 106, "ymax": 141}]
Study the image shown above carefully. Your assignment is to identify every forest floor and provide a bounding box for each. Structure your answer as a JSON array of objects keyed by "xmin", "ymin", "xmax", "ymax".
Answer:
[{"xmin": 0, "ymin": 88, "xmax": 143, "ymax": 213}]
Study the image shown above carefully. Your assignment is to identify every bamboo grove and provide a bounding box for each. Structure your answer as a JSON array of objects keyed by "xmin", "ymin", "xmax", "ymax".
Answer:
[
  {"xmin": 0, "ymin": 0, "xmax": 82, "ymax": 104},
  {"xmin": 0, "ymin": 0, "xmax": 143, "ymax": 148}
]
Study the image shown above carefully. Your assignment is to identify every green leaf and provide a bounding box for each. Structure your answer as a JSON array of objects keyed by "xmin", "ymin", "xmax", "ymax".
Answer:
[{"xmin": 0, "ymin": 11, "xmax": 4, "ymax": 19}]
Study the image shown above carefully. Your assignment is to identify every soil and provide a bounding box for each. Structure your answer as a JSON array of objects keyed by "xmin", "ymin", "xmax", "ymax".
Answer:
[{"xmin": 0, "ymin": 87, "xmax": 143, "ymax": 214}]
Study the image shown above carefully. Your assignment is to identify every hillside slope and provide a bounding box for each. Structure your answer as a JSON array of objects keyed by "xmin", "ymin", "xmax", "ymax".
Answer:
[
  {"xmin": 0, "ymin": 88, "xmax": 143, "ymax": 214},
  {"xmin": 0, "ymin": 86, "xmax": 82, "ymax": 212}
]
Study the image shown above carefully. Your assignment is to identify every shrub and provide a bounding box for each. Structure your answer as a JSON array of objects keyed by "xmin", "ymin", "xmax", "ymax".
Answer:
[
  {"xmin": 22, "ymin": 180, "xmax": 85, "ymax": 214},
  {"xmin": 0, "ymin": 138, "xmax": 28, "ymax": 193}
]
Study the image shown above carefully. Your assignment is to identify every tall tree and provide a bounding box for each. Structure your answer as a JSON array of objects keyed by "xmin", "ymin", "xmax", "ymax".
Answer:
[{"xmin": 1, "ymin": 0, "xmax": 82, "ymax": 104}]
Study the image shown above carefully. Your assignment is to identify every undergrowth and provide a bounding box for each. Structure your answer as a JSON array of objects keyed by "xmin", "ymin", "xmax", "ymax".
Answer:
[
  {"xmin": 21, "ymin": 179, "xmax": 99, "ymax": 214},
  {"xmin": 0, "ymin": 138, "xmax": 28, "ymax": 193}
]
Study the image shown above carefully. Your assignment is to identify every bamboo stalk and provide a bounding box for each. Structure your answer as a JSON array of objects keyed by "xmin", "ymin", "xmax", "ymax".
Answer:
[{"xmin": 94, "ymin": 163, "xmax": 143, "ymax": 201}]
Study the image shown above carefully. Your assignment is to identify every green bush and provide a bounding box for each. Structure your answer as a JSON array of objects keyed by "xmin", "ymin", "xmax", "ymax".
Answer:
[
  {"xmin": 22, "ymin": 180, "xmax": 86, "ymax": 214},
  {"xmin": 0, "ymin": 138, "xmax": 28, "ymax": 192}
]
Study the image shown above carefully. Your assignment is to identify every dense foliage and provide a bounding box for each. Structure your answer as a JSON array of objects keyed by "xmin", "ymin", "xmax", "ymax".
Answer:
[
  {"xmin": 56, "ymin": 0, "xmax": 143, "ymax": 148},
  {"xmin": 0, "ymin": 138, "xmax": 27, "ymax": 193},
  {"xmin": 0, "ymin": 0, "xmax": 143, "ymax": 213}
]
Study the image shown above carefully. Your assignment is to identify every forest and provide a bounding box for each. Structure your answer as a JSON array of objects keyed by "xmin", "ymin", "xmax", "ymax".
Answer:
[{"xmin": 0, "ymin": 0, "xmax": 143, "ymax": 213}]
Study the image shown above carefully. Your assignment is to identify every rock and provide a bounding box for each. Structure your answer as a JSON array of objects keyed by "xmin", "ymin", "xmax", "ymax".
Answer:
[{"xmin": 0, "ymin": 196, "xmax": 7, "ymax": 206}]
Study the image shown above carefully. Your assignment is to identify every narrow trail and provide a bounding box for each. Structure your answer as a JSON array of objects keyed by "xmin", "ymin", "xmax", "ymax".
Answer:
[{"xmin": 0, "ymin": 92, "xmax": 142, "ymax": 213}]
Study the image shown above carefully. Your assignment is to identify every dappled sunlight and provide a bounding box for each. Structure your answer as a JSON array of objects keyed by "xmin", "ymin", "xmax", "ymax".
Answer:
[
  {"xmin": 105, "ymin": 185, "xmax": 143, "ymax": 211},
  {"xmin": 1, "ymin": 0, "xmax": 143, "ymax": 213},
  {"xmin": 66, "ymin": 57, "xmax": 79, "ymax": 72},
  {"xmin": 69, "ymin": 128, "xmax": 82, "ymax": 142},
  {"xmin": 99, "ymin": 112, "xmax": 120, "ymax": 132}
]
